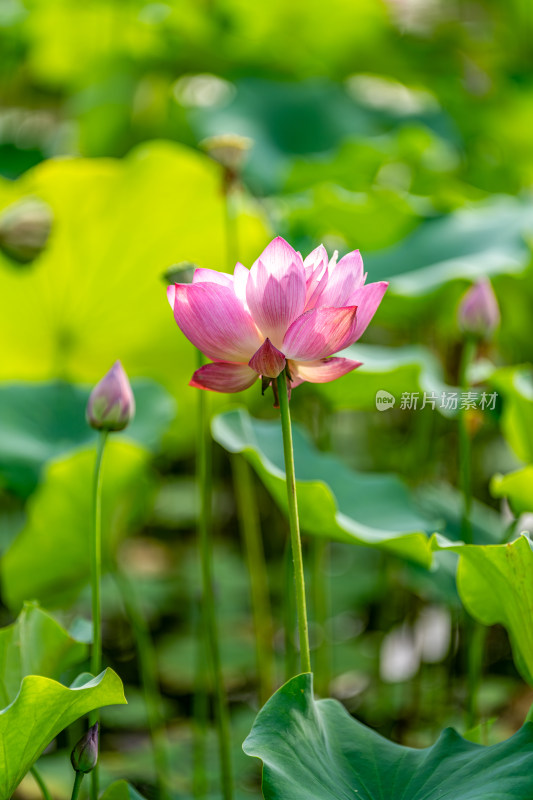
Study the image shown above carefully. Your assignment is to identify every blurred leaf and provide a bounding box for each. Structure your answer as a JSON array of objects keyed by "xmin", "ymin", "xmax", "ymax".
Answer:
[
  {"xmin": 212, "ymin": 408, "xmax": 437, "ymax": 565},
  {"xmin": 433, "ymin": 534, "xmax": 533, "ymax": 686},
  {"xmin": 0, "ymin": 142, "xmax": 270, "ymax": 451},
  {"xmin": 101, "ymin": 780, "xmax": 147, "ymax": 800},
  {"xmin": 315, "ymin": 343, "xmax": 457, "ymax": 417},
  {"xmin": 0, "ymin": 602, "xmax": 87, "ymax": 708},
  {"xmin": 0, "ymin": 379, "xmax": 176, "ymax": 496},
  {"xmin": 365, "ymin": 195, "xmax": 533, "ymax": 295},
  {"xmin": 1, "ymin": 440, "xmax": 153, "ymax": 610},
  {"xmin": 491, "ymin": 365, "xmax": 533, "ymax": 463},
  {"xmin": 492, "ymin": 466, "xmax": 533, "ymax": 516},
  {"xmin": 0, "ymin": 668, "xmax": 126, "ymax": 799},
  {"xmin": 244, "ymin": 672, "xmax": 533, "ymax": 800}
]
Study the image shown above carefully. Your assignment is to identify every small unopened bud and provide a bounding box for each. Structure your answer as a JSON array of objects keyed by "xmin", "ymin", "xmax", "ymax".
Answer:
[
  {"xmin": 458, "ymin": 278, "xmax": 500, "ymax": 339},
  {"xmin": 86, "ymin": 361, "xmax": 135, "ymax": 432},
  {"xmin": 162, "ymin": 261, "xmax": 198, "ymax": 286},
  {"xmin": 200, "ymin": 133, "xmax": 253, "ymax": 175},
  {"xmin": 0, "ymin": 198, "xmax": 52, "ymax": 264},
  {"xmin": 70, "ymin": 723, "xmax": 99, "ymax": 774}
]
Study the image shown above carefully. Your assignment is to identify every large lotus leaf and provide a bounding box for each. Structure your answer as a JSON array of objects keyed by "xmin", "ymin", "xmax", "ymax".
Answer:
[
  {"xmin": 492, "ymin": 466, "xmax": 533, "ymax": 516},
  {"xmin": 212, "ymin": 408, "xmax": 437, "ymax": 566},
  {"xmin": 1, "ymin": 440, "xmax": 153, "ymax": 611},
  {"xmin": 244, "ymin": 673, "xmax": 533, "ymax": 800},
  {"xmin": 490, "ymin": 366, "xmax": 533, "ymax": 463},
  {"xmin": 433, "ymin": 534, "xmax": 533, "ymax": 685},
  {"xmin": 0, "ymin": 602, "xmax": 87, "ymax": 708},
  {"xmin": 0, "ymin": 668, "xmax": 126, "ymax": 800},
  {"xmin": 0, "ymin": 141, "xmax": 269, "ymax": 449},
  {"xmin": 0, "ymin": 379, "xmax": 175, "ymax": 496},
  {"xmin": 314, "ymin": 343, "xmax": 457, "ymax": 416},
  {"xmin": 100, "ymin": 780, "xmax": 147, "ymax": 800},
  {"xmin": 365, "ymin": 195, "xmax": 533, "ymax": 295}
]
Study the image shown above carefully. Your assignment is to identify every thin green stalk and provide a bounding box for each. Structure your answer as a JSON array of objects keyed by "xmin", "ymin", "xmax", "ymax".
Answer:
[
  {"xmin": 71, "ymin": 771, "xmax": 84, "ymax": 800},
  {"xmin": 30, "ymin": 766, "xmax": 52, "ymax": 800},
  {"xmin": 223, "ymin": 185, "xmax": 238, "ymax": 270},
  {"xmin": 311, "ymin": 538, "xmax": 330, "ymax": 696},
  {"xmin": 458, "ymin": 337, "xmax": 476, "ymax": 544},
  {"xmin": 276, "ymin": 372, "xmax": 311, "ymax": 674},
  {"xmin": 232, "ymin": 455, "xmax": 274, "ymax": 705},
  {"xmin": 197, "ymin": 360, "xmax": 234, "ymax": 800},
  {"xmin": 114, "ymin": 571, "xmax": 171, "ymax": 800},
  {"xmin": 283, "ymin": 538, "xmax": 297, "ymax": 682},
  {"xmin": 192, "ymin": 597, "xmax": 209, "ymax": 798},
  {"xmin": 89, "ymin": 430, "xmax": 108, "ymax": 800},
  {"xmin": 458, "ymin": 336, "xmax": 484, "ymax": 728}
]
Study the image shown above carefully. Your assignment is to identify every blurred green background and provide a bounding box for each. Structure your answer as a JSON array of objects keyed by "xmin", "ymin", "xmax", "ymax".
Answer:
[{"xmin": 2, "ymin": 0, "xmax": 533, "ymax": 798}]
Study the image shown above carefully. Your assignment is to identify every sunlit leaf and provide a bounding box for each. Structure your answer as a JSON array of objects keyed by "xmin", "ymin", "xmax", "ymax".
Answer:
[
  {"xmin": 244, "ymin": 672, "xmax": 533, "ymax": 800},
  {"xmin": 0, "ymin": 142, "xmax": 270, "ymax": 451},
  {"xmin": 1, "ymin": 441, "xmax": 153, "ymax": 610},
  {"xmin": 212, "ymin": 408, "xmax": 437, "ymax": 565},
  {"xmin": 0, "ymin": 668, "xmax": 126, "ymax": 799},
  {"xmin": 490, "ymin": 365, "xmax": 533, "ymax": 463}
]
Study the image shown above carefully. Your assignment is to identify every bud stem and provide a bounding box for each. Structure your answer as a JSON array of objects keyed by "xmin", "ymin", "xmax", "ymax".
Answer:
[
  {"xmin": 30, "ymin": 766, "xmax": 52, "ymax": 800},
  {"xmin": 71, "ymin": 771, "xmax": 84, "ymax": 800},
  {"xmin": 89, "ymin": 430, "xmax": 108, "ymax": 800},
  {"xmin": 276, "ymin": 372, "xmax": 312, "ymax": 674}
]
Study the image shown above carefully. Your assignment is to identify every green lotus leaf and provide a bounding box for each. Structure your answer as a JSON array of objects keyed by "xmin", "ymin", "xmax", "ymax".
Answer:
[
  {"xmin": 491, "ymin": 466, "xmax": 533, "ymax": 516},
  {"xmin": 490, "ymin": 365, "xmax": 533, "ymax": 463},
  {"xmin": 0, "ymin": 379, "xmax": 176, "ymax": 496},
  {"xmin": 244, "ymin": 672, "xmax": 533, "ymax": 800},
  {"xmin": 432, "ymin": 534, "xmax": 533, "ymax": 685},
  {"xmin": 1, "ymin": 440, "xmax": 153, "ymax": 610},
  {"xmin": 100, "ymin": 780, "xmax": 147, "ymax": 800},
  {"xmin": 0, "ymin": 141, "xmax": 269, "ymax": 452},
  {"xmin": 0, "ymin": 668, "xmax": 126, "ymax": 800},
  {"xmin": 0, "ymin": 602, "xmax": 87, "ymax": 709},
  {"xmin": 212, "ymin": 408, "xmax": 437, "ymax": 566}
]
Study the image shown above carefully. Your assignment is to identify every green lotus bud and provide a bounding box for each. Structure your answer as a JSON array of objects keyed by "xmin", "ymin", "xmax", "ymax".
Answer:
[
  {"xmin": 0, "ymin": 197, "xmax": 52, "ymax": 264},
  {"xmin": 70, "ymin": 723, "xmax": 99, "ymax": 774},
  {"xmin": 86, "ymin": 361, "xmax": 135, "ymax": 432},
  {"xmin": 200, "ymin": 133, "xmax": 253, "ymax": 175}
]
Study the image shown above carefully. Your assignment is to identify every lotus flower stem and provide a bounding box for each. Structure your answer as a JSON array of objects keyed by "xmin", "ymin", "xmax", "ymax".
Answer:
[
  {"xmin": 89, "ymin": 430, "xmax": 108, "ymax": 800},
  {"xmin": 232, "ymin": 454, "xmax": 274, "ymax": 704},
  {"xmin": 283, "ymin": 537, "xmax": 297, "ymax": 681},
  {"xmin": 70, "ymin": 771, "xmax": 84, "ymax": 800},
  {"xmin": 115, "ymin": 571, "xmax": 171, "ymax": 800},
  {"xmin": 276, "ymin": 372, "xmax": 312, "ymax": 674},
  {"xmin": 197, "ymin": 355, "xmax": 234, "ymax": 799},
  {"xmin": 224, "ymin": 187, "xmax": 239, "ymax": 271},
  {"xmin": 30, "ymin": 766, "xmax": 52, "ymax": 800}
]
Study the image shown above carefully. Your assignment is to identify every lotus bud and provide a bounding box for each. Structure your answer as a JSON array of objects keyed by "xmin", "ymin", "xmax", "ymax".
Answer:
[
  {"xmin": 200, "ymin": 133, "xmax": 253, "ymax": 176},
  {"xmin": 458, "ymin": 278, "xmax": 500, "ymax": 339},
  {"xmin": 162, "ymin": 261, "xmax": 198, "ymax": 286},
  {"xmin": 70, "ymin": 723, "xmax": 99, "ymax": 774},
  {"xmin": 86, "ymin": 361, "xmax": 135, "ymax": 432},
  {"xmin": 0, "ymin": 198, "xmax": 52, "ymax": 264}
]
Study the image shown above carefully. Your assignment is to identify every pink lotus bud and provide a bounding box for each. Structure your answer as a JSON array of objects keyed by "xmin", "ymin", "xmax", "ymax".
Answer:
[
  {"xmin": 86, "ymin": 361, "xmax": 135, "ymax": 432},
  {"xmin": 71, "ymin": 723, "xmax": 99, "ymax": 773},
  {"xmin": 458, "ymin": 278, "xmax": 500, "ymax": 338}
]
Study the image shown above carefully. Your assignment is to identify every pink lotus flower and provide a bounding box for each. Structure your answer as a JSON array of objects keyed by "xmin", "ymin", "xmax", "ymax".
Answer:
[{"xmin": 167, "ymin": 237, "xmax": 388, "ymax": 396}]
